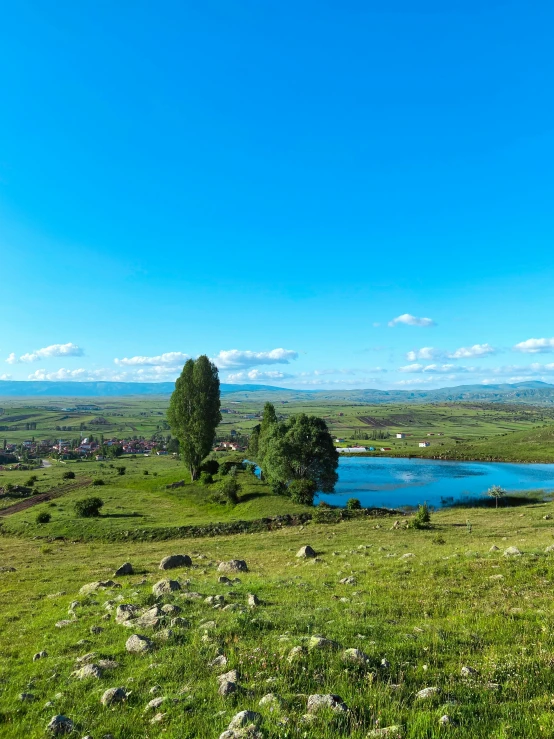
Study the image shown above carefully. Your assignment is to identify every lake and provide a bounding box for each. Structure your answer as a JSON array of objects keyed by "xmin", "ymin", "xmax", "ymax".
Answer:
[{"xmin": 315, "ymin": 456, "xmax": 554, "ymax": 509}]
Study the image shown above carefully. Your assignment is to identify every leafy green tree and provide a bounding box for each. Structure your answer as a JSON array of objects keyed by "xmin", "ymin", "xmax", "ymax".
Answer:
[
  {"xmin": 263, "ymin": 413, "xmax": 338, "ymax": 493},
  {"xmin": 107, "ymin": 445, "xmax": 124, "ymax": 459},
  {"xmin": 346, "ymin": 497, "xmax": 362, "ymax": 510},
  {"xmin": 488, "ymin": 485, "xmax": 506, "ymax": 508},
  {"xmin": 247, "ymin": 424, "xmax": 260, "ymax": 458},
  {"xmin": 74, "ymin": 497, "xmax": 104, "ymax": 518},
  {"xmin": 257, "ymin": 403, "xmax": 279, "ymax": 467},
  {"xmin": 167, "ymin": 355, "xmax": 221, "ymax": 481},
  {"xmin": 62, "ymin": 470, "xmax": 76, "ymax": 480},
  {"xmin": 288, "ymin": 478, "xmax": 317, "ymax": 505}
]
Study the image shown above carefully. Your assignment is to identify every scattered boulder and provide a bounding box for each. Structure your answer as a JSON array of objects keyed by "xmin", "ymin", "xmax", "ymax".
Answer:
[
  {"xmin": 116, "ymin": 604, "xmax": 141, "ymax": 624},
  {"xmin": 72, "ymin": 664, "xmax": 102, "ymax": 680},
  {"xmin": 489, "ymin": 545, "xmax": 500, "ymax": 552},
  {"xmin": 342, "ymin": 647, "xmax": 368, "ymax": 664},
  {"xmin": 461, "ymin": 665, "xmax": 479, "ymax": 677},
  {"xmin": 19, "ymin": 693, "xmax": 35, "ymax": 702},
  {"xmin": 55, "ymin": 620, "xmax": 75, "ymax": 629},
  {"xmin": 228, "ymin": 711, "xmax": 262, "ymax": 730},
  {"xmin": 259, "ymin": 693, "xmax": 284, "ymax": 708},
  {"xmin": 287, "ymin": 646, "xmax": 307, "ymax": 662},
  {"xmin": 79, "ymin": 580, "xmax": 120, "ymax": 596},
  {"xmin": 339, "ymin": 576, "xmax": 357, "ymax": 585},
  {"xmin": 367, "ymin": 726, "xmax": 403, "ymax": 738},
  {"xmin": 209, "ymin": 654, "xmax": 228, "ymax": 669},
  {"xmin": 136, "ymin": 606, "xmax": 163, "ymax": 628},
  {"xmin": 46, "ymin": 715, "xmax": 74, "ymax": 735},
  {"xmin": 126, "ymin": 634, "xmax": 153, "ymax": 654},
  {"xmin": 33, "ymin": 650, "xmax": 48, "ymax": 661},
  {"xmin": 218, "ymin": 679, "xmax": 238, "ymax": 696},
  {"xmin": 152, "ymin": 579, "xmax": 181, "ymax": 597},
  {"xmin": 114, "ymin": 562, "xmax": 133, "ymax": 576},
  {"xmin": 218, "ymin": 669, "xmax": 239, "ymax": 684},
  {"xmin": 439, "ymin": 715, "xmax": 456, "ymax": 726},
  {"xmin": 159, "ymin": 554, "xmax": 192, "ymax": 570},
  {"xmin": 247, "ymin": 593, "xmax": 260, "ymax": 607},
  {"xmin": 308, "ymin": 635, "xmax": 340, "ymax": 651},
  {"xmin": 415, "ymin": 687, "xmax": 439, "ymax": 700},
  {"xmin": 401, "ymin": 553, "xmax": 415, "ymax": 559},
  {"xmin": 504, "ymin": 546, "xmax": 521, "ymax": 556},
  {"xmin": 161, "ymin": 603, "xmax": 181, "ymax": 615},
  {"xmin": 218, "ymin": 560, "xmax": 248, "ymax": 574},
  {"xmin": 170, "ymin": 617, "xmax": 189, "ymax": 628},
  {"xmin": 307, "ymin": 694, "xmax": 347, "ymax": 713},
  {"xmin": 296, "ymin": 545, "xmax": 316, "ymax": 558},
  {"xmin": 101, "ymin": 687, "xmax": 128, "ymax": 706},
  {"xmin": 545, "ymin": 545, "xmax": 554, "ymax": 553},
  {"xmin": 145, "ymin": 696, "xmax": 166, "ymax": 711},
  {"xmin": 90, "ymin": 625, "xmax": 103, "ymax": 635}
]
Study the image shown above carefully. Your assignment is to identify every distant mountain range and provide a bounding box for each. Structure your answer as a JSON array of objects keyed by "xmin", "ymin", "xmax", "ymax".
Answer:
[
  {"xmin": 0, "ymin": 380, "xmax": 289, "ymax": 397},
  {"xmin": 1, "ymin": 379, "xmax": 554, "ymax": 404}
]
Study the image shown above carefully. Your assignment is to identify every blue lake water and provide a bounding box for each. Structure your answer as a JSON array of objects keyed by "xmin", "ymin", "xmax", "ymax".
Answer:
[{"xmin": 315, "ymin": 457, "xmax": 554, "ymax": 509}]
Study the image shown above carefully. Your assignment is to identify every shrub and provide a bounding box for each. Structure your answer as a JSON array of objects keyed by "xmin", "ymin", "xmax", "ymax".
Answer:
[
  {"xmin": 199, "ymin": 471, "xmax": 214, "ymax": 485},
  {"xmin": 92, "ymin": 478, "xmax": 105, "ymax": 486},
  {"xmin": 143, "ymin": 469, "xmax": 149, "ymax": 475},
  {"xmin": 245, "ymin": 462, "xmax": 257, "ymax": 475},
  {"xmin": 318, "ymin": 500, "xmax": 332, "ymax": 509},
  {"xmin": 62, "ymin": 470, "xmax": 76, "ymax": 480},
  {"xmin": 410, "ymin": 502, "xmax": 431, "ymax": 529},
  {"xmin": 116, "ymin": 466, "xmax": 126, "ymax": 476},
  {"xmin": 74, "ymin": 497, "xmax": 104, "ymax": 517},
  {"xmin": 270, "ymin": 480, "xmax": 287, "ymax": 496},
  {"xmin": 288, "ymin": 479, "xmax": 317, "ymax": 506},
  {"xmin": 25, "ymin": 475, "xmax": 38, "ymax": 487},
  {"xmin": 200, "ymin": 459, "xmax": 219, "ymax": 476},
  {"xmin": 219, "ymin": 477, "xmax": 241, "ymax": 505},
  {"xmin": 36, "ymin": 511, "xmax": 51, "ymax": 524},
  {"xmin": 346, "ymin": 497, "xmax": 362, "ymax": 510}
]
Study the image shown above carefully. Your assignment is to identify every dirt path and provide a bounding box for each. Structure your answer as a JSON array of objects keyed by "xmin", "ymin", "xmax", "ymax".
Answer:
[{"xmin": 0, "ymin": 478, "xmax": 92, "ymax": 516}]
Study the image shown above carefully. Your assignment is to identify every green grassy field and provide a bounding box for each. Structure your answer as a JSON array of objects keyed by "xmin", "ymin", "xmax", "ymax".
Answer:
[
  {"xmin": 3, "ymin": 498, "xmax": 554, "ymax": 738},
  {"xmin": 0, "ymin": 456, "xmax": 311, "ymax": 539},
  {"xmin": 2, "ymin": 396, "xmax": 554, "ymax": 462}
]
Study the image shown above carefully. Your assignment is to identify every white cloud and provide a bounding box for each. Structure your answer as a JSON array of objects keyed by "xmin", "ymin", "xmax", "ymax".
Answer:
[
  {"xmin": 226, "ymin": 369, "xmax": 293, "ymax": 383},
  {"xmin": 399, "ymin": 363, "xmax": 470, "ymax": 374},
  {"xmin": 28, "ymin": 368, "xmax": 99, "ymax": 381},
  {"xmin": 396, "ymin": 376, "xmax": 438, "ymax": 386},
  {"xmin": 7, "ymin": 343, "xmax": 84, "ymax": 364},
  {"xmin": 513, "ymin": 338, "xmax": 554, "ymax": 354},
  {"xmin": 0, "ymin": 373, "xmax": 11, "ymax": 380},
  {"xmin": 406, "ymin": 347, "xmax": 439, "ymax": 361},
  {"xmin": 114, "ymin": 352, "xmax": 189, "ymax": 367},
  {"xmin": 449, "ymin": 343, "xmax": 496, "ymax": 359},
  {"xmin": 388, "ymin": 313, "xmax": 436, "ymax": 328},
  {"xmin": 213, "ymin": 348, "xmax": 298, "ymax": 369}
]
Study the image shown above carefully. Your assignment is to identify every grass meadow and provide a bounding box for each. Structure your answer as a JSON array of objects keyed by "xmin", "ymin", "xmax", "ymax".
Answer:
[{"xmin": 3, "ymin": 499, "xmax": 554, "ymax": 737}]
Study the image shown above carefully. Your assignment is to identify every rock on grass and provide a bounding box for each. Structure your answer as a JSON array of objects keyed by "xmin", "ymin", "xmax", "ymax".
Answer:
[
  {"xmin": 126, "ymin": 634, "xmax": 153, "ymax": 654},
  {"xmin": 101, "ymin": 687, "xmax": 128, "ymax": 705},
  {"xmin": 218, "ymin": 560, "xmax": 248, "ymax": 573},
  {"xmin": 296, "ymin": 545, "xmax": 316, "ymax": 558},
  {"xmin": 152, "ymin": 579, "xmax": 181, "ymax": 597},
  {"xmin": 114, "ymin": 562, "xmax": 133, "ymax": 576},
  {"xmin": 46, "ymin": 715, "xmax": 74, "ymax": 735},
  {"xmin": 159, "ymin": 554, "xmax": 192, "ymax": 570}
]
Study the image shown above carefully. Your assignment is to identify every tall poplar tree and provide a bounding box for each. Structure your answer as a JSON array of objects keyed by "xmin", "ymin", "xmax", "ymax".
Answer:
[{"xmin": 167, "ymin": 355, "xmax": 221, "ymax": 481}]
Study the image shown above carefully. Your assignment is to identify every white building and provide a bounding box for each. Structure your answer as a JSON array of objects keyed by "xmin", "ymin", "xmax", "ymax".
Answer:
[
  {"xmin": 419, "ymin": 441, "xmax": 430, "ymax": 447},
  {"xmin": 396, "ymin": 433, "xmax": 406, "ymax": 439}
]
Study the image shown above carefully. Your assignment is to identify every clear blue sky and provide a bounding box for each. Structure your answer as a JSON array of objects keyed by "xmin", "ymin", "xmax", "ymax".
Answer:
[{"xmin": 2, "ymin": 1, "xmax": 554, "ymax": 389}]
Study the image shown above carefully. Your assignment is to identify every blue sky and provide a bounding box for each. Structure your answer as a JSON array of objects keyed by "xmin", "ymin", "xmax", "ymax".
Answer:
[{"xmin": 2, "ymin": 1, "xmax": 554, "ymax": 389}]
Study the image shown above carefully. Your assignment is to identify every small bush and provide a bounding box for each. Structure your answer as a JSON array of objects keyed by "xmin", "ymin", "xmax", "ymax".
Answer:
[
  {"xmin": 318, "ymin": 500, "xmax": 332, "ymax": 509},
  {"xmin": 410, "ymin": 503, "xmax": 431, "ymax": 529},
  {"xmin": 219, "ymin": 477, "xmax": 241, "ymax": 505},
  {"xmin": 432, "ymin": 535, "xmax": 446, "ymax": 545},
  {"xmin": 199, "ymin": 471, "xmax": 214, "ymax": 485},
  {"xmin": 346, "ymin": 497, "xmax": 362, "ymax": 510},
  {"xmin": 74, "ymin": 497, "xmax": 104, "ymax": 518},
  {"xmin": 244, "ymin": 462, "xmax": 257, "ymax": 475},
  {"xmin": 36, "ymin": 511, "xmax": 51, "ymax": 524},
  {"xmin": 288, "ymin": 479, "xmax": 317, "ymax": 506},
  {"xmin": 62, "ymin": 470, "xmax": 76, "ymax": 480},
  {"xmin": 116, "ymin": 466, "xmax": 126, "ymax": 476},
  {"xmin": 143, "ymin": 469, "xmax": 149, "ymax": 475},
  {"xmin": 200, "ymin": 459, "xmax": 219, "ymax": 476},
  {"xmin": 92, "ymin": 478, "xmax": 105, "ymax": 486},
  {"xmin": 270, "ymin": 480, "xmax": 287, "ymax": 496},
  {"xmin": 25, "ymin": 476, "xmax": 38, "ymax": 487}
]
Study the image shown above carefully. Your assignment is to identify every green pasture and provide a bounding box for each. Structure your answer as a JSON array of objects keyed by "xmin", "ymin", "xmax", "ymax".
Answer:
[{"xmin": 3, "ymin": 498, "xmax": 554, "ymax": 737}]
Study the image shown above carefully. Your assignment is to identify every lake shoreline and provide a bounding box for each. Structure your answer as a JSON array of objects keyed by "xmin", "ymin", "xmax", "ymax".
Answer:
[{"xmin": 338, "ymin": 451, "xmax": 554, "ymax": 465}]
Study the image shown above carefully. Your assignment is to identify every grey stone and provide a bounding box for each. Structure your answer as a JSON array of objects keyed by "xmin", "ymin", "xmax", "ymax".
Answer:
[
  {"xmin": 342, "ymin": 647, "xmax": 368, "ymax": 664},
  {"xmin": 73, "ymin": 664, "xmax": 102, "ymax": 679},
  {"xmin": 218, "ymin": 560, "xmax": 248, "ymax": 573},
  {"xmin": 545, "ymin": 545, "xmax": 554, "ymax": 553},
  {"xmin": 79, "ymin": 580, "xmax": 120, "ymax": 595},
  {"xmin": 170, "ymin": 617, "xmax": 189, "ymax": 627},
  {"xmin": 33, "ymin": 650, "xmax": 48, "ymax": 661},
  {"xmin": 159, "ymin": 554, "xmax": 192, "ymax": 570},
  {"xmin": 161, "ymin": 603, "xmax": 181, "ymax": 614},
  {"xmin": 90, "ymin": 625, "xmax": 103, "ymax": 635},
  {"xmin": 258, "ymin": 693, "xmax": 283, "ymax": 708},
  {"xmin": 115, "ymin": 604, "xmax": 141, "ymax": 624},
  {"xmin": 114, "ymin": 562, "xmax": 134, "ymax": 576},
  {"xmin": 19, "ymin": 693, "xmax": 35, "ymax": 701},
  {"xmin": 218, "ymin": 679, "xmax": 238, "ymax": 696},
  {"xmin": 153, "ymin": 579, "xmax": 181, "ymax": 597},
  {"xmin": 367, "ymin": 726, "xmax": 403, "ymax": 738},
  {"xmin": 489, "ymin": 545, "xmax": 500, "ymax": 552},
  {"xmin": 145, "ymin": 696, "xmax": 166, "ymax": 711},
  {"xmin": 307, "ymin": 694, "xmax": 347, "ymax": 713},
  {"xmin": 296, "ymin": 545, "xmax": 316, "ymax": 558},
  {"xmin": 287, "ymin": 646, "xmax": 307, "ymax": 662},
  {"xmin": 46, "ymin": 715, "xmax": 74, "ymax": 735},
  {"xmin": 504, "ymin": 546, "xmax": 522, "ymax": 556},
  {"xmin": 101, "ymin": 687, "xmax": 127, "ymax": 705},
  {"xmin": 210, "ymin": 654, "xmax": 228, "ymax": 668},
  {"xmin": 228, "ymin": 710, "xmax": 262, "ymax": 729},
  {"xmin": 415, "ymin": 687, "xmax": 439, "ymax": 700},
  {"xmin": 308, "ymin": 635, "xmax": 340, "ymax": 651},
  {"xmin": 126, "ymin": 634, "xmax": 153, "ymax": 654},
  {"xmin": 339, "ymin": 576, "xmax": 357, "ymax": 585},
  {"xmin": 247, "ymin": 593, "xmax": 260, "ymax": 607},
  {"xmin": 461, "ymin": 665, "xmax": 479, "ymax": 677}
]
